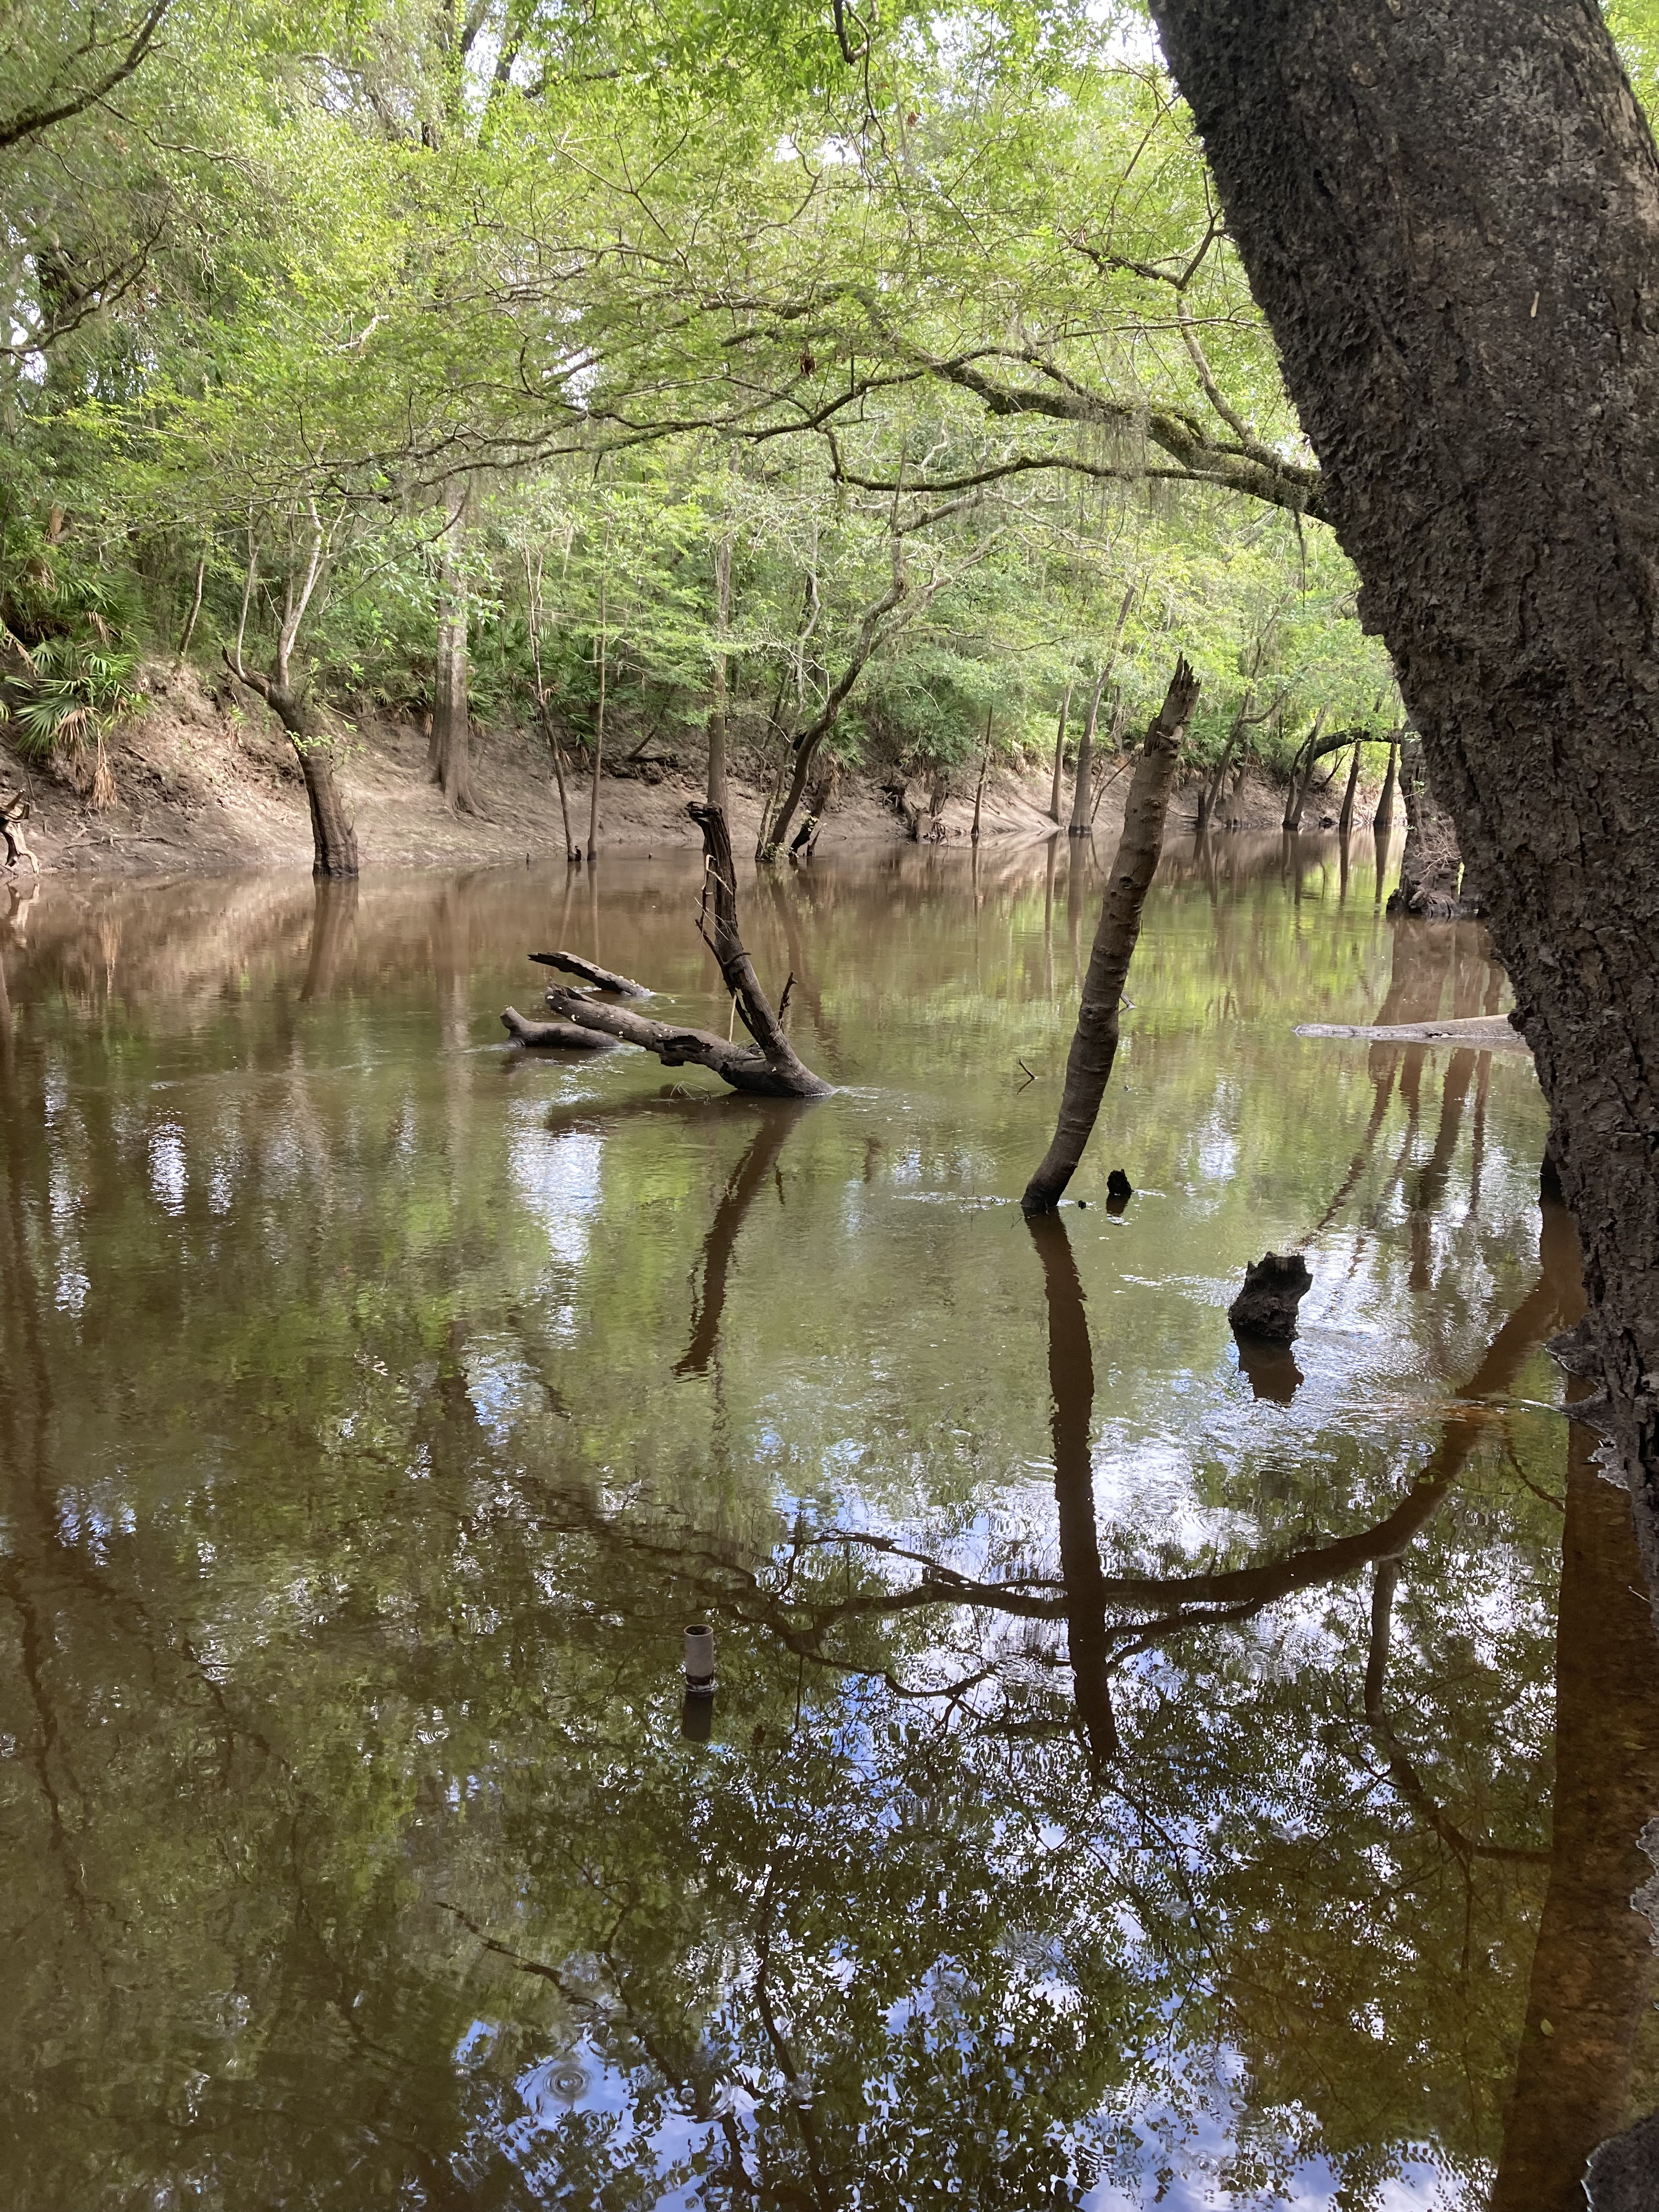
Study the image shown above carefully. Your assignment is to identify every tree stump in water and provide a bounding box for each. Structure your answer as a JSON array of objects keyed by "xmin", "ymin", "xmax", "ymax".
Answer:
[{"xmin": 1227, "ymin": 1252, "xmax": 1313, "ymax": 1343}]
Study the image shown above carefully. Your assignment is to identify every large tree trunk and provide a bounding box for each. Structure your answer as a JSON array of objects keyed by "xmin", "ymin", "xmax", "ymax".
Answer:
[
  {"xmin": 1022, "ymin": 657, "xmax": 1201, "ymax": 1214},
  {"xmin": 1148, "ymin": 0, "xmax": 1659, "ymax": 1606},
  {"xmin": 1386, "ymin": 740, "xmax": 1480, "ymax": 919},
  {"xmin": 234, "ymin": 673, "xmax": 358, "ymax": 878},
  {"xmin": 428, "ymin": 492, "xmax": 479, "ymax": 815}
]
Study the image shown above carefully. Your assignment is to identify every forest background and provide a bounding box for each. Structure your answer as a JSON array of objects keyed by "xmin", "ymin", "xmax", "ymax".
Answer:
[{"xmin": 4, "ymin": 0, "xmax": 1655, "ymax": 857}]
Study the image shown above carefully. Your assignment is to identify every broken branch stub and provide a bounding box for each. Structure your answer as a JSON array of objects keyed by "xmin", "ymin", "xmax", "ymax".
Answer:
[{"xmin": 500, "ymin": 1007, "xmax": 619, "ymax": 1052}]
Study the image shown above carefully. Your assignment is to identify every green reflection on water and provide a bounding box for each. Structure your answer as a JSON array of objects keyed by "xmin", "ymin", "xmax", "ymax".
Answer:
[{"xmin": 1, "ymin": 833, "xmax": 1655, "ymax": 2210}]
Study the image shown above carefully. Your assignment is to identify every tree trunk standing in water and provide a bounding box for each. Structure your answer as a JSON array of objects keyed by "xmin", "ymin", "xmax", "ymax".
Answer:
[
  {"xmin": 1147, "ymin": 0, "xmax": 1659, "ymax": 1607},
  {"xmin": 970, "ymin": 709, "xmax": 992, "ymax": 844},
  {"xmin": 1280, "ymin": 705, "xmax": 1331, "ymax": 831},
  {"xmin": 1387, "ymin": 740, "xmax": 1480, "ymax": 919},
  {"xmin": 428, "ymin": 485, "xmax": 478, "ymax": 814},
  {"xmin": 1023, "ymin": 658, "xmax": 1201, "ymax": 1214},
  {"xmin": 1048, "ymin": 681, "xmax": 1071, "ymax": 826},
  {"xmin": 706, "ymin": 532, "xmax": 732, "ymax": 810},
  {"xmin": 1069, "ymin": 671, "xmax": 1109, "ymax": 837},
  {"xmin": 1373, "ymin": 733, "xmax": 1401, "ymax": 837},
  {"xmin": 1336, "ymin": 740, "xmax": 1362, "ymax": 839}
]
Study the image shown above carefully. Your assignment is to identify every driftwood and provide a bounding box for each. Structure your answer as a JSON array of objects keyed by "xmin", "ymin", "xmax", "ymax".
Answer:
[
  {"xmin": 500, "ymin": 1008, "xmax": 619, "ymax": 1051},
  {"xmin": 528, "ymin": 950, "xmax": 650, "ymax": 998},
  {"xmin": 503, "ymin": 803, "xmax": 831, "ymax": 1098}
]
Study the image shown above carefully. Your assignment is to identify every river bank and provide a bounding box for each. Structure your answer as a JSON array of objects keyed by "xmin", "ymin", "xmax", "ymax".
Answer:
[{"xmin": 1, "ymin": 662, "xmax": 1317, "ymax": 878}]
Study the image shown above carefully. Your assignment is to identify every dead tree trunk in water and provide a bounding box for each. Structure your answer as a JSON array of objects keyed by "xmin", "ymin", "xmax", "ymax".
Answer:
[
  {"xmin": 504, "ymin": 804, "xmax": 829, "ymax": 1097},
  {"xmin": 1023, "ymin": 657, "xmax": 1201, "ymax": 1214},
  {"xmin": 1146, "ymin": 0, "xmax": 1659, "ymax": 1608}
]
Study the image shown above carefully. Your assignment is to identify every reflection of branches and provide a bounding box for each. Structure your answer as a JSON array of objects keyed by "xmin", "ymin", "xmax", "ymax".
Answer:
[
  {"xmin": 677, "ymin": 1107, "xmax": 802, "ymax": 1376},
  {"xmin": 1363, "ymin": 1560, "xmax": 1547, "ymax": 1866}
]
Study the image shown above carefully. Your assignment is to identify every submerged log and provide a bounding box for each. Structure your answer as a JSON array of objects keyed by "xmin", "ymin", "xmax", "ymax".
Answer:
[
  {"xmin": 500, "ymin": 1007, "xmax": 619, "ymax": 1052},
  {"xmin": 528, "ymin": 950, "xmax": 650, "ymax": 998},
  {"xmin": 1227, "ymin": 1252, "xmax": 1313, "ymax": 1343}
]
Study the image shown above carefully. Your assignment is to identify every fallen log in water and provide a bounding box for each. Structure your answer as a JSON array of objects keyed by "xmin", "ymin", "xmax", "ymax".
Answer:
[
  {"xmin": 500, "ymin": 1008, "xmax": 619, "ymax": 1051},
  {"xmin": 1296, "ymin": 1014, "xmax": 1528, "ymax": 1050},
  {"xmin": 502, "ymin": 803, "xmax": 831, "ymax": 1099},
  {"xmin": 528, "ymin": 950, "xmax": 651, "ymax": 997}
]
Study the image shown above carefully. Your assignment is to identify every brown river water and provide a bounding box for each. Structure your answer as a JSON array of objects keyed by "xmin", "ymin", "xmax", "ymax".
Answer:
[{"xmin": 1, "ymin": 831, "xmax": 1655, "ymax": 2210}]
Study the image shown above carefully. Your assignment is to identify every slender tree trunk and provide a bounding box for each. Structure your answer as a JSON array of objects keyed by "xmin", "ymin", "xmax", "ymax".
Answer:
[
  {"xmin": 1147, "ymin": 0, "xmax": 1659, "ymax": 1605},
  {"xmin": 1023, "ymin": 657, "xmax": 1201, "ymax": 1214},
  {"xmin": 706, "ymin": 532, "xmax": 732, "ymax": 810},
  {"xmin": 1281, "ymin": 704, "xmax": 1329, "ymax": 830},
  {"xmin": 1373, "ymin": 734, "xmax": 1400, "ymax": 836},
  {"xmin": 1048, "ymin": 681, "xmax": 1071, "ymax": 826},
  {"xmin": 1069, "ymin": 671, "xmax": 1109, "ymax": 837},
  {"xmin": 1336, "ymin": 740, "xmax": 1363, "ymax": 838},
  {"xmin": 178, "ymin": 552, "xmax": 205, "ymax": 659},
  {"xmin": 588, "ymin": 565, "xmax": 607, "ymax": 862},
  {"xmin": 429, "ymin": 488, "xmax": 478, "ymax": 815},
  {"xmin": 970, "ymin": 709, "xmax": 992, "ymax": 844}
]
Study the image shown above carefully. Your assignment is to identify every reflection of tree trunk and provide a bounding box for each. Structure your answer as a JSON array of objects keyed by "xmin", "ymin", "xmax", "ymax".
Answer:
[
  {"xmin": 1406, "ymin": 1047, "xmax": 1476, "ymax": 1292},
  {"xmin": 1491, "ymin": 1415, "xmax": 1659, "ymax": 2212},
  {"xmin": 301, "ymin": 878, "xmax": 358, "ymax": 1001},
  {"xmin": 1023, "ymin": 658, "xmax": 1200, "ymax": 1214},
  {"xmin": 1029, "ymin": 1213, "xmax": 1117, "ymax": 1763},
  {"xmin": 676, "ymin": 1108, "xmax": 798, "ymax": 1375}
]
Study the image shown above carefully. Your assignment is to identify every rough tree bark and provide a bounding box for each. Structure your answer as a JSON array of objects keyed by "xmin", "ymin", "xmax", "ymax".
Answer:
[
  {"xmin": 1386, "ymin": 739, "xmax": 1480, "ymax": 919},
  {"xmin": 1148, "ymin": 0, "xmax": 1659, "ymax": 1607},
  {"xmin": 503, "ymin": 804, "xmax": 830, "ymax": 1097},
  {"xmin": 1022, "ymin": 657, "xmax": 1201, "ymax": 1214},
  {"xmin": 427, "ymin": 483, "xmax": 479, "ymax": 814}
]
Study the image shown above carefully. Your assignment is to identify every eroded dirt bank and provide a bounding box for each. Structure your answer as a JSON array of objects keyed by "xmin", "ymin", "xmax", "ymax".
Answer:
[{"xmin": 2, "ymin": 662, "xmax": 1316, "ymax": 878}]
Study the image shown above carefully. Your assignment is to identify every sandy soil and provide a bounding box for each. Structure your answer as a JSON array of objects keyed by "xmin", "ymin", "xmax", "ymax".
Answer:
[{"xmin": 2, "ymin": 661, "xmax": 1323, "ymax": 879}]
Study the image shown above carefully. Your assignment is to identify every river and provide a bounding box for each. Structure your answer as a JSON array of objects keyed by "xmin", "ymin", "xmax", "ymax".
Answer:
[{"xmin": 2, "ymin": 832, "xmax": 1654, "ymax": 2209}]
